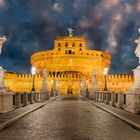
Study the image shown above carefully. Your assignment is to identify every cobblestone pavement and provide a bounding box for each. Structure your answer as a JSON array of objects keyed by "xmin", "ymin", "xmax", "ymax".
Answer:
[
  {"xmin": 0, "ymin": 95, "xmax": 140, "ymax": 140},
  {"xmin": 89, "ymin": 100, "xmax": 140, "ymax": 125},
  {"xmin": 0, "ymin": 101, "xmax": 47, "ymax": 124}
]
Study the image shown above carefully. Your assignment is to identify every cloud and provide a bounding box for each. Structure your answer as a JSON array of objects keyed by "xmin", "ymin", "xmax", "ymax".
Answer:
[
  {"xmin": 105, "ymin": 3, "xmax": 133, "ymax": 55},
  {"xmin": 78, "ymin": 17, "xmax": 93, "ymax": 29},
  {"xmin": 0, "ymin": 0, "xmax": 139, "ymax": 74},
  {"xmin": 92, "ymin": 0, "xmax": 120, "ymax": 21},
  {"xmin": 99, "ymin": 0, "xmax": 120, "ymax": 10},
  {"xmin": 0, "ymin": 0, "xmax": 5, "ymax": 8},
  {"xmin": 135, "ymin": 0, "xmax": 140, "ymax": 12},
  {"xmin": 52, "ymin": 3, "xmax": 63, "ymax": 12}
]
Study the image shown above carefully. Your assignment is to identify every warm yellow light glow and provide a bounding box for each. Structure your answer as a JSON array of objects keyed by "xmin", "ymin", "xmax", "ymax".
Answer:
[
  {"xmin": 51, "ymin": 80, "xmax": 54, "ymax": 84},
  {"xmin": 104, "ymin": 67, "xmax": 108, "ymax": 75},
  {"xmin": 31, "ymin": 67, "xmax": 36, "ymax": 75}
]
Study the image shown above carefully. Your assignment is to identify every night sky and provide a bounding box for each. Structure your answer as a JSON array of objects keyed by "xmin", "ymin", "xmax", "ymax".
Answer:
[{"xmin": 0, "ymin": 0, "xmax": 140, "ymax": 74}]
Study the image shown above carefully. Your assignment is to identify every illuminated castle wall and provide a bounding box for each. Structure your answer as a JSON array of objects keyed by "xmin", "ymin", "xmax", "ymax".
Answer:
[{"xmin": 3, "ymin": 34, "xmax": 134, "ymax": 95}]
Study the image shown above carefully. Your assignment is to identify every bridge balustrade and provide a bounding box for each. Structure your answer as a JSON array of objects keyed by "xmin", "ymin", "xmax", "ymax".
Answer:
[
  {"xmin": 12, "ymin": 90, "xmax": 59, "ymax": 109},
  {"xmin": 82, "ymin": 90, "xmax": 127, "ymax": 109}
]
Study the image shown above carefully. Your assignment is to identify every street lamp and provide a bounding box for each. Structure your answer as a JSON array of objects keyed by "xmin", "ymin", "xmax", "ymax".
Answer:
[
  {"xmin": 31, "ymin": 67, "xmax": 36, "ymax": 92},
  {"xmin": 51, "ymin": 79, "xmax": 54, "ymax": 96},
  {"xmin": 57, "ymin": 81, "xmax": 60, "ymax": 95},
  {"xmin": 104, "ymin": 67, "xmax": 108, "ymax": 91},
  {"xmin": 80, "ymin": 82, "xmax": 83, "ymax": 95},
  {"xmin": 85, "ymin": 79, "xmax": 89, "ymax": 97}
]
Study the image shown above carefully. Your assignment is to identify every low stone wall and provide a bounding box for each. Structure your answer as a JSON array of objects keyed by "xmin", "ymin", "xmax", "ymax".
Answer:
[
  {"xmin": 0, "ymin": 89, "xmax": 60, "ymax": 113},
  {"xmin": 81, "ymin": 91, "xmax": 127, "ymax": 110}
]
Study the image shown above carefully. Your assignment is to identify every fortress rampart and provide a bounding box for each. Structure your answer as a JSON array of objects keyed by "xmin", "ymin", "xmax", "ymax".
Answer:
[{"xmin": 4, "ymin": 73, "xmax": 133, "ymax": 94}]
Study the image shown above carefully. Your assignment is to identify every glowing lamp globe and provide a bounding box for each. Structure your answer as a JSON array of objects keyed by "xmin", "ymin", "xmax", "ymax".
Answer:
[{"xmin": 31, "ymin": 67, "xmax": 36, "ymax": 75}]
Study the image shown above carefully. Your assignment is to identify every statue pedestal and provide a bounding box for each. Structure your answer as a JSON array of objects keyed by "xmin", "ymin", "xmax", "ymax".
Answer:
[
  {"xmin": 90, "ymin": 83, "xmax": 98, "ymax": 99},
  {"xmin": 41, "ymin": 81, "xmax": 49, "ymax": 98},
  {"xmin": 0, "ymin": 67, "xmax": 14, "ymax": 113},
  {"xmin": 125, "ymin": 66, "xmax": 140, "ymax": 113},
  {"xmin": 124, "ymin": 94, "xmax": 140, "ymax": 113},
  {"xmin": 0, "ymin": 87, "xmax": 14, "ymax": 113},
  {"xmin": 0, "ymin": 67, "xmax": 4, "ymax": 87}
]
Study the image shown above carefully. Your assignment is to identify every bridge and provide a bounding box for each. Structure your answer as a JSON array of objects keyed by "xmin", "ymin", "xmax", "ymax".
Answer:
[{"xmin": 0, "ymin": 94, "xmax": 140, "ymax": 140}]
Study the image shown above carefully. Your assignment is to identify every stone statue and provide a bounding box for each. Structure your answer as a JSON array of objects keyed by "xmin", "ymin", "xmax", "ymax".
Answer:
[
  {"xmin": 92, "ymin": 70, "xmax": 97, "ymax": 84},
  {"xmin": 67, "ymin": 28, "xmax": 74, "ymax": 37},
  {"xmin": 0, "ymin": 36, "xmax": 6, "ymax": 54},
  {"xmin": 91, "ymin": 70, "xmax": 98, "ymax": 94},
  {"xmin": 41, "ymin": 70, "xmax": 49, "ymax": 94},
  {"xmin": 135, "ymin": 28, "xmax": 140, "ymax": 63},
  {"xmin": 42, "ymin": 70, "xmax": 47, "ymax": 81},
  {"xmin": 83, "ymin": 77, "xmax": 87, "ymax": 89},
  {"xmin": 0, "ymin": 36, "xmax": 6, "ymax": 87}
]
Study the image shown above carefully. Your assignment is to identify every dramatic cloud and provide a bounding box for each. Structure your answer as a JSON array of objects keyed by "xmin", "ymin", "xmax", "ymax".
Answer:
[
  {"xmin": 52, "ymin": 3, "xmax": 63, "ymax": 12},
  {"xmin": 0, "ymin": 0, "xmax": 5, "ymax": 8},
  {"xmin": 0, "ymin": 0, "xmax": 139, "ymax": 74},
  {"xmin": 135, "ymin": 0, "xmax": 140, "ymax": 12},
  {"xmin": 106, "ymin": 3, "xmax": 133, "ymax": 55}
]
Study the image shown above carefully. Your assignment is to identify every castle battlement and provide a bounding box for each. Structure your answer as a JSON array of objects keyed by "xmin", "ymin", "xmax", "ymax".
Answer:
[{"xmin": 4, "ymin": 72, "xmax": 134, "ymax": 94}]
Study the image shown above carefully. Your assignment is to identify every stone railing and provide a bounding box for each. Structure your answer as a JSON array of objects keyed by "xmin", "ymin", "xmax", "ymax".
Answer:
[
  {"xmin": 92, "ymin": 91, "xmax": 126, "ymax": 108},
  {"xmin": 0, "ymin": 89, "xmax": 60, "ymax": 113},
  {"xmin": 13, "ymin": 90, "xmax": 60, "ymax": 108},
  {"xmin": 81, "ymin": 90, "xmax": 127, "ymax": 109}
]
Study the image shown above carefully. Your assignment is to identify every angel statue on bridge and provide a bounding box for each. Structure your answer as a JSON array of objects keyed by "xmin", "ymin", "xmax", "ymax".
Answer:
[
  {"xmin": 135, "ymin": 28, "xmax": 140, "ymax": 64},
  {"xmin": 42, "ymin": 69, "xmax": 48, "ymax": 81},
  {"xmin": 92, "ymin": 70, "xmax": 98, "ymax": 84},
  {"xmin": 0, "ymin": 36, "xmax": 6, "ymax": 54}
]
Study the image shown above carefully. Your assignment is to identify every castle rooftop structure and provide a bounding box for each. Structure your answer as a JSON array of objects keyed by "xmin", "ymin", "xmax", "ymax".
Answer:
[
  {"xmin": 31, "ymin": 32, "xmax": 111, "ymax": 77},
  {"xmin": 30, "ymin": 29, "xmax": 111, "ymax": 94}
]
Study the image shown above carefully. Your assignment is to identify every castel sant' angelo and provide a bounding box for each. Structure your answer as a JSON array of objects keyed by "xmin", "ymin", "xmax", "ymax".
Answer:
[{"xmin": 4, "ymin": 29, "xmax": 133, "ymax": 95}]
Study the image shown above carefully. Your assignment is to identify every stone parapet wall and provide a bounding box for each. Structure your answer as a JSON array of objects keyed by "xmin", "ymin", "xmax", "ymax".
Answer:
[
  {"xmin": 4, "ymin": 72, "xmax": 134, "ymax": 95},
  {"xmin": 95, "ymin": 74, "xmax": 134, "ymax": 92}
]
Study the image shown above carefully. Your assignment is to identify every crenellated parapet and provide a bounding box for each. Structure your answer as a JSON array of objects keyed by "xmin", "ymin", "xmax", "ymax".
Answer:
[
  {"xmin": 4, "ymin": 72, "xmax": 134, "ymax": 94},
  {"xmin": 94, "ymin": 74, "xmax": 134, "ymax": 92},
  {"xmin": 4, "ymin": 72, "xmax": 84, "ymax": 94}
]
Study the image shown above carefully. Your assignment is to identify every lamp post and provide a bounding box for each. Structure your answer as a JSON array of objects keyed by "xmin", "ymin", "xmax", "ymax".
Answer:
[
  {"xmin": 31, "ymin": 67, "xmax": 36, "ymax": 92},
  {"xmin": 57, "ymin": 81, "xmax": 60, "ymax": 95},
  {"xmin": 51, "ymin": 79, "xmax": 54, "ymax": 97},
  {"xmin": 80, "ymin": 82, "xmax": 83, "ymax": 95},
  {"xmin": 86, "ymin": 79, "xmax": 89, "ymax": 98},
  {"xmin": 104, "ymin": 67, "xmax": 108, "ymax": 91}
]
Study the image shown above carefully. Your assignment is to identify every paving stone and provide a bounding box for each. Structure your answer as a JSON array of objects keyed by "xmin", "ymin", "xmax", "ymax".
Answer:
[{"xmin": 0, "ymin": 96, "xmax": 140, "ymax": 140}]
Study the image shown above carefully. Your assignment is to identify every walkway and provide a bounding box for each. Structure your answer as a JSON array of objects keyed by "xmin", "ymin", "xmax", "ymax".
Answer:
[{"xmin": 0, "ymin": 95, "xmax": 140, "ymax": 140}]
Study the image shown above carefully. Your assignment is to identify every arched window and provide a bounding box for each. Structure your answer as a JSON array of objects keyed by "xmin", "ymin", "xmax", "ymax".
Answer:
[
  {"xmin": 79, "ymin": 43, "xmax": 82, "ymax": 47},
  {"xmin": 69, "ymin": 50, "xmax": 72, "ymax": 54},
  {"xmin": 72, "ymin": 43, "xmax": 75, "ymax": 47},
  {"xmin": 65, "ymin": 43, "xmax": 68, "ymax": 47},
  {"xmin": 58, "ymin": 43, "xmax": 61, "ymax": 47}
]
